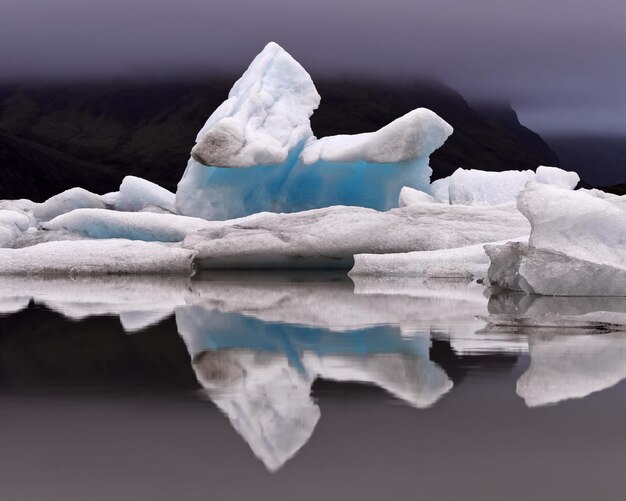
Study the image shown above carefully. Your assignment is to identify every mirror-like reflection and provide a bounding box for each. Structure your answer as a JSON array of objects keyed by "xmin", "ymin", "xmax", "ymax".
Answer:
[{"xmin": 1, "ymin": 272, "xmax": 626, "ymax": 474}]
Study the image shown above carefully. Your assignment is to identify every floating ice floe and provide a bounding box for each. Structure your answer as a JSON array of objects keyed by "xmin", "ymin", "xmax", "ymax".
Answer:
[
  {"xmin": 486, "ymin": 183, "xmax": 626, "ymax": 296},
  {"xmin": 176, "ymin": 42, "xmax": 452, "ymax": 220},
  {"xmin": 184, "ymin": 202, "xmax": 529, "ymax": 269},
  {"xmin": 350, "ymin": 236, "xmax": 527, "ymax": 279},
  {"xmin": 431, "ymin": 166, "xmax": 579, "ymax": 205},
  {"xmin": 0, "ymin": 239, "xmax": 196, "ymax": 275}
]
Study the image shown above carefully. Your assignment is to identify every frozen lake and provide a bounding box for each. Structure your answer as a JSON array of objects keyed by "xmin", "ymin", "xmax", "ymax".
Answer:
[{"xmin": 0, "ymin": 272, "xmax": 625, "ymax": 500}]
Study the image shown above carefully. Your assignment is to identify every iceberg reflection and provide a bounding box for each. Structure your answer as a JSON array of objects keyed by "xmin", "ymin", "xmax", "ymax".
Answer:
[{"xmin": 177, "ymin": 304, "xmax": 452, "ymax": 471}]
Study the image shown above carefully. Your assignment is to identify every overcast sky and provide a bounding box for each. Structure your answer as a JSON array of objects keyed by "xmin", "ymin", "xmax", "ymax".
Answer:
[{"xmin": 2, "ymin": 0, "xmax": 625, "ymax": 135}]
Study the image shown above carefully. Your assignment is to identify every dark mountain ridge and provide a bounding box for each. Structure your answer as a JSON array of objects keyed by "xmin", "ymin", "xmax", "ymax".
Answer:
[{"xmin": 0, "ymin": 78, "xmax": 559, "ymax": 201}]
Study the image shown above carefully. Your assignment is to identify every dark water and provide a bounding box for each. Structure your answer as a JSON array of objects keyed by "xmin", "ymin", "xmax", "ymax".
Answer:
[{"xmin": 0, "ymin": 273, "xmax": 625, "ymax": 501}]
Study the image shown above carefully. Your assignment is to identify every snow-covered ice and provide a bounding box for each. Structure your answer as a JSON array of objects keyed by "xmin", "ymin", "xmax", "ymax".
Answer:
[
  {"xmin": 487, "ymin": 183, "xmax": 626, "ymax": 295},
  {"xmin": 176, "ymin": 42, "xmax": 452, "ymax": 220},
  {"xmin": 0, "ymin": 239, "xmax": 197, "ymax": 275}
]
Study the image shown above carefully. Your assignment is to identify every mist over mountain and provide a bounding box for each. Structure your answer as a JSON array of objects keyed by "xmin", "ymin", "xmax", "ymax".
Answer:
[{"xmin": 0, "ymin": 78, "xmax": 560, "ymax": 201}]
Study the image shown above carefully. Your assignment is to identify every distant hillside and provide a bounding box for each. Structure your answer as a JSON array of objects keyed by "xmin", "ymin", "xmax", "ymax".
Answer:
[
  {"xmin": 545, "ymin": 135, "xmax": 626, "ymax": 187},
  {"xmin": 0, "ymin": 79, "xmax": 559, "ymax": 201}
]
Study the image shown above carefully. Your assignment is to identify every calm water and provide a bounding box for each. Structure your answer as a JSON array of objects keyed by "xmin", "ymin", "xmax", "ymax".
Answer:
[{"xmin": 0, "ymin": 272, "xmax": 625, "ymax": 500}]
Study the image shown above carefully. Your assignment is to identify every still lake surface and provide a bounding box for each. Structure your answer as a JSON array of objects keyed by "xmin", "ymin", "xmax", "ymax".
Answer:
[{"xmin": 0, "ymin": 272, "xmax": 625, "ymax": 500}]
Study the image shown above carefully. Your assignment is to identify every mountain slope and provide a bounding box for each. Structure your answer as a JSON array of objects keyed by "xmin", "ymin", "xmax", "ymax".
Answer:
[{"xmin": 0, "ymin": 79, "xmax": 560, "ymax": 200}]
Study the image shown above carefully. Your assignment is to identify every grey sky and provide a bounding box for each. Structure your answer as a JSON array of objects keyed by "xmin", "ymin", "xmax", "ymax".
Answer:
[{"xmin": 2, "ymin": 0, "xmax": 625, "ymax": 135}]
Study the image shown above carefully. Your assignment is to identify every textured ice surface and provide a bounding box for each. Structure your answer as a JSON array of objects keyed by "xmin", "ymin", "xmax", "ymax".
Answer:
[
  {"xmin": 176, "ymin": 42, "xmax": 452, "ymax": 220},
  {"xmin": 487, "ymin": 183, "xmax": 626, "ymax": 295},
  {"xmin": 350, "ymin": 236, "xmax": 527, "ymax": 278},
  {"xmin": 183, "ymin": 202, "xmax": 529, "ymax": 269},
  {"xmin": 398, "ymin": 186, "xmax": 436, "ymax": 207},
  {"xmin": 517, "ymin": 332, "xmax": 626, "ymax": 406},
  {"xmin": 33, "ymin": 187, "xmax": 105, "ymax": 222},
  {"xmin": 0, "ymin": 210, "xmax": 31, "ymax": 248},
  {"xmin": 191, "ymin": 42, "xmax": 320, "ymax": 169},
  {"xmin": 0, "ymin": 239, "xmax": 196, "ymax": 275},
  {"xmin": 432, "ymin": 166, "xmax": 579, "ymax": 206},
  {"xmin": 43, "ymin": 208, "xmax": 210, "ymax": 242},
  {"xmin": 114, "ymin": 176, "xmax": 176, "ymax": 213}
]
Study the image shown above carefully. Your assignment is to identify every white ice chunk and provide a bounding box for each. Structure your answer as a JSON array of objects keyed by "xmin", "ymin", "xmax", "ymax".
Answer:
[
  {"xmin": 433, "ymin": 166, "xmax": 579, "ymax": 206},
  {"xmin": 33, "ymin": 187, "xmax": 106, "ymax": 222},
  {"xmin": 191, "ymin": 42, "xmax": 320, "ymax": 168},
  {"xmin": 0, "ymin": 239, "xmax": 196, "ymax": 275},
  {"xmin": 43, "ymin": 208, "xmax": 210, "ymax": 242},
  {"xmin": 350, "ymin": 236, "xmax": 527, "ymax": 279},
  {"xmin": 430, "ymin": 177, "xmax": 450, "ymax": 204},
  {"xmin": 398, "ymin": 186, "xmax": 436, "ymax": 207},
  {"xmin": 101, "ymin": 191, "xmax": 119, "ymax": 206},
  {"xmin": 301, "ymin": 108, "xmax": 452, "ymax": 165},
  {"xmin": 487, "ymin": 183, "xmax": 626, "ymax": 295},
  {"xmin": 114, "ymin": 176, "xmax": 176, "ymax": 213},
  {"xmin": 0, "ymin": 210, "xmax": 31, "ymax": 247},
  {"xmin": 535, "ymin": 165, "xmax": 580, "ymax": 190}
]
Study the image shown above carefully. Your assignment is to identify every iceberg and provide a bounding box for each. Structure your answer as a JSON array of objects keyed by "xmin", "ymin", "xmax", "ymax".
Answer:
[
  {"xmin": 431, "ymin": 166, "xmax": 579, "ymax": 206},
  {"xmin": 486, "ymin": 183, "xmax": 626, "ymax": 295},
  {"xmin": 176, "ymin": 42, "xmax": 452, "ymax": 220}
]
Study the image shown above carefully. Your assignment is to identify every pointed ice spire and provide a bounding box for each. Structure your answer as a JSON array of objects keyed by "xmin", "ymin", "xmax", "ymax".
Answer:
[{"xmin": 191, "ymin": 42, "xmax": 320, "ymax": 168}]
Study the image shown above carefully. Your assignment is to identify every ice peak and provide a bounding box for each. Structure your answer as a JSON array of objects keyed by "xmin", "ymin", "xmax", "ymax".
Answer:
[{"xmin": 191, "ymin": 42, "xmax": 320, "ymax": 168}]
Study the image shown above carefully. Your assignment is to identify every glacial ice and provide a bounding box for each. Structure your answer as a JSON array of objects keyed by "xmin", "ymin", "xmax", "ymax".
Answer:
[
  {"xmin": 350, "ymin": 236, "xmax": 527, "ymax": 279},
  {"xmin": 43, "ymin": 208, "xmax": 210, "ymax": 242},
  {"xmin": 33, "ymin": 187, "xmax": 106, "ymax": 222},
  {"xmin": 184, "ymin": 202, "xmax": 529, "ymax": 269},
  {"xmin": 176, "ymin": 42, "xmax": 452, "ymax": 220},
  {"xmin": 0, "ymin": 209, "xmax": 31, "ymax": 247},
  {"xmin": 431, "ymin": 166, "xmax": 579, "ymax": 206},
  {"xmin": 398, "ymin": 186, "xmax": 436, "ymax": 207},
  {"xmin": 0, "ymin": 239, "xmax": 197, "ymax": 275},
  {"xmin": 114, "ymin": 176, "xmax": 176, "ymax": 213},
  {"xmin": 487, "ymin": 183, "xmax": 626, "ymax": 295}
]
